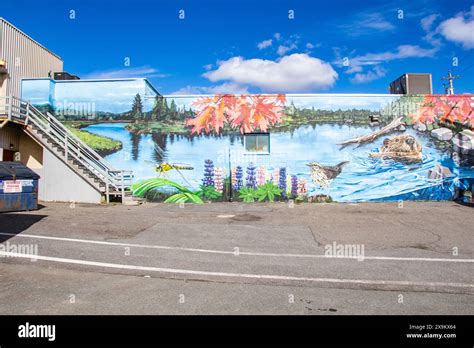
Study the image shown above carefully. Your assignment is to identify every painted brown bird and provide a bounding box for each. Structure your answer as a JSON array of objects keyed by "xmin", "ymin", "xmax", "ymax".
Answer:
[{"xmin": 306, "ymin": 161, "xmax": 349, "ymax": 188}]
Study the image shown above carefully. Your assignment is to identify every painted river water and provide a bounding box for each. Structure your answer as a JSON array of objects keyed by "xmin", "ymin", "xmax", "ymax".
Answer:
[{"xmin": 85, "ymin": 123, "xmax": 474, "ymax": 202}]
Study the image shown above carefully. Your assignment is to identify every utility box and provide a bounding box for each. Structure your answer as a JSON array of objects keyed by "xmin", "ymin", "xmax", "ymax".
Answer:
[
  {"xmin": 389, "ymin": 73, "xmax": 432, "ymax": 95},
  {"xmin": 0, "ymin": 162, "xmax": 40, "ymax": 212}
]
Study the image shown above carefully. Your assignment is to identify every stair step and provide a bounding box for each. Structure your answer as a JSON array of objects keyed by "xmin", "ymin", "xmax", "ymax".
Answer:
[{"xmin": 23, "ymin": 107, "xmax": 132, "ymax": 203}]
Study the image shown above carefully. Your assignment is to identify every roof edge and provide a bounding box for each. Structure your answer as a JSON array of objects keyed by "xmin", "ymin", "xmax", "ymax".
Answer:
[{"xmin": 0, "ymin": 17, "xmax": 63, "ymax": 61}]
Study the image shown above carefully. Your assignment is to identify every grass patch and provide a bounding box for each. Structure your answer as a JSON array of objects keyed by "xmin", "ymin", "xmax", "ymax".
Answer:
[{"xmin": 67, "ymin": 127, "xmax": 122, "ymax": 155}]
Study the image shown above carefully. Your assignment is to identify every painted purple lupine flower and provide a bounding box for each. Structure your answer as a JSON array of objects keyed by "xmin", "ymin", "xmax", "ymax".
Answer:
[
  {"xmin": 202, "ymin": 159, "xmax": 215, "ymax": 187},
  {"xmin": 279, "ymin": 167, "xmax": 287, "ymax": 197},
  {"xmin": 246, "ymin": 163, "xmax": 257, "ymax": 189},
  {"xmin": 234, "ymin": 166, "xmax": 244, "ymax": 191},
  {"xmin": 291, "ymin": 175, "xmax": 298, "ymax": 197}
]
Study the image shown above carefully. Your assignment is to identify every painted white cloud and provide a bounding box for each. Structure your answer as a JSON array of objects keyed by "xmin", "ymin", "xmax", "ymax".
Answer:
[
  {"xmin": 83, "ymin": 66, "xmax": 168, "ymax": 79},
  {"xmin": 437, "ymin": 6, "xmax": 474, "ymax": 49},
  {"xmin": 171, "ymin": 82, "xmax": 249, "ymax": 95},
  {"xmin": 257, "ymin": 39, "xmax": 273, "ymax": 50},
  {"xmin": 203, "ymin": 54, "xmax": 338, "ymax": 93}
]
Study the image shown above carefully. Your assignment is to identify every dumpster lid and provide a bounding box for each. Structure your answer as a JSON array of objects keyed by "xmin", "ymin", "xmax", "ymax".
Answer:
[{"xmin": 0, "ymin": 162, "xmax": 40, "ymax": 180}]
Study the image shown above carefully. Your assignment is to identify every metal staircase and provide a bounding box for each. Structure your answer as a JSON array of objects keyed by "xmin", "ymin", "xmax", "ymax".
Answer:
[{"xmin": 0, "ymin": 95, "xmax": 133, "ymax": 203}]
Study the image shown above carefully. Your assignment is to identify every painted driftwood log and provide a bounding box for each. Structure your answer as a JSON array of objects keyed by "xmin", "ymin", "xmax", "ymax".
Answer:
[{"xmin": 339, "ymin": 117, "xmax": 404, "ymax": 147}]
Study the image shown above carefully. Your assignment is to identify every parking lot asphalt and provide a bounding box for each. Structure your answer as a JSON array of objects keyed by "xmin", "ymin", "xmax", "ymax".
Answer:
[{"xmin": 0, "ymin": 201, "xmax": 472, "ymax": 314}]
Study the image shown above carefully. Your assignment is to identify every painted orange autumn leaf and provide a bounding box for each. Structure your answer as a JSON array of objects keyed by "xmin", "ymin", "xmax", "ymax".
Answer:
[
  {"xmin": 409, "ymin": 95, "xmax": 473, "ymax": 129},
  {"xmin": 186, "ymin": 94, "xmax": 286, "ymax": 134}
]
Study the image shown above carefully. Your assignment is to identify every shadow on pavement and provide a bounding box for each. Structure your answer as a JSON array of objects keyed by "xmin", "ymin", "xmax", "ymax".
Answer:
[
  {"xmin": 0, "ymin": 213, "xmax": 47, "ymax": 242},
  {"xmin": 454, "ymin": 201, "xmax": 474, "ymax": 208}
]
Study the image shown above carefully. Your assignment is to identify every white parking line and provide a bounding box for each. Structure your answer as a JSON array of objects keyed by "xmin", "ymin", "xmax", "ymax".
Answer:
[
  {"xmin": 1, "ymin": 232, "xmax": 473, "ymax": 263},
  {"xmin": 1, "ymin": 251, "xmax": 473, "ymax": 291}
]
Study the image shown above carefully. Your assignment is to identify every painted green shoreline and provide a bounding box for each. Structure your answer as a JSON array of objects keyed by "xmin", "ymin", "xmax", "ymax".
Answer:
[
  {"xmin": 123, "ymin": 116, "xmax": 392, "ymax": 136},
  {"xmin": 64, "ymin": 122, "xmax": 123, "ymax": 155}
]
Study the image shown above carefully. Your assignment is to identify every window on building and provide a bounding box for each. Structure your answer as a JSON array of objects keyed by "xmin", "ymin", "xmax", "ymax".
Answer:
[{"xmin": 244, "ymin": 133, "xmax": 270, "ymax": 154}]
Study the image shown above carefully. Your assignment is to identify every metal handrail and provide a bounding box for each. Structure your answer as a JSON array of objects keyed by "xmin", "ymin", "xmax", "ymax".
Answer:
[{"xmin": 1, "ymin": 96, "xmax": 133, "ymax": 199}]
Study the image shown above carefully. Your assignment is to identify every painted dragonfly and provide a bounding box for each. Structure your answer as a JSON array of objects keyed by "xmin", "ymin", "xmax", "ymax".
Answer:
[
  {"xmin": 154, "ymin": 162, "xmax": 194, "ymax": 175},
  {"xmin": 146, "ymin": 143, "xmax": 194, "ymax": 185}
]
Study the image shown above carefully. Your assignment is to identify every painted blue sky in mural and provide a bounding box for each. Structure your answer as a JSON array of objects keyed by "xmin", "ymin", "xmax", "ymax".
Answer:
[{"xmin": 3, "ymin": 0, "xmax": 474, "ymax": 95}]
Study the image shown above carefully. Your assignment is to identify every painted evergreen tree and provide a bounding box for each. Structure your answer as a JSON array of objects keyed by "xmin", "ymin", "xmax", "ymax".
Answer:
[
  {"xmin": 152, "ymin": 96, "xmax": 165, "ymax": 121},
  {"xmin": 246, "ymin": 163, "xmax": 257, "ymax": 189},
  {"xmin": 131, "ymin": 93, "xmax": 143, "ymax": 121},
  {"xmin": 170, "ymin": 100, "xmax": 179, "ymax": 121},
  {"xmin": 163, "ymin": 98, "xmax": 171, "ymax": 121}
]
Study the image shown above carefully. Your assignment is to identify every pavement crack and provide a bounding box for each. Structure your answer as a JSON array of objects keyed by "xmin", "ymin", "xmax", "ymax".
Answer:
[{"xmin": 307, "ymin": 226, "xmax": 325, "ymax": 247}]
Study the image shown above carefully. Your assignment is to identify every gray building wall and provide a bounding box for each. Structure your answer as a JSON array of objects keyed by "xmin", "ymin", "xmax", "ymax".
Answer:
[
  {"xmin": 0, "ymin": 18, "xmax": 63, "ymax": 99},
  {"xmin": 0, "ymin": 123, "xmax": 20, "ymax": 151},
  {"xmin": 35, "ymin": 148, "xmax": 103, "ymax": 204}
]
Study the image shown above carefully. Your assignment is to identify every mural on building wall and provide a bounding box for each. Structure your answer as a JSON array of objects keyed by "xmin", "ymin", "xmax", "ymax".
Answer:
[
  {"xmin": 21, "ymin": 79, "xmax": 474, "ymax": 202},
  {"xmin": 122, "ymin": 93, "xmax": 474, "ymax": 203}
]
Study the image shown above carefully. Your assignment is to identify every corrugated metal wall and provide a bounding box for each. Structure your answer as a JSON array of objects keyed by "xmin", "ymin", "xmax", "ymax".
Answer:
[
  {"xmin": 0, "ymin": 18, "xmax": 63, "ymax": 98},
  {"xmin": 0, "ymin": 125, "xmax": 20, "ymax": 151}
]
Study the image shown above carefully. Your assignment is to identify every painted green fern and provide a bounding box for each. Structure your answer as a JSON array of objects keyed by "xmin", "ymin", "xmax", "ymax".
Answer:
[
  {"xmin": 132, "ymin": 178, "xmax": 203, "ymax": 204},
  {"xmin": 238, "ymin": 187, "xmax": 257, "ymax": 202},
  {"xmin": 255, "ymin": 183, "xmax": 282, "ymax": 202}
]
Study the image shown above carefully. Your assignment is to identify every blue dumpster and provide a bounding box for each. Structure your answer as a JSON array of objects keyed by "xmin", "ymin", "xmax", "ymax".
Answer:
[{"xmin": 0, "ymin": 162, "xmax": 40, "ymax": 212}]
